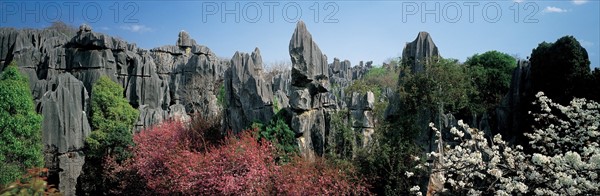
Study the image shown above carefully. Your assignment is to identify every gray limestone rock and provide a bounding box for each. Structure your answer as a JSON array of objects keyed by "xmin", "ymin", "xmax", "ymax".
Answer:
[
  {"xmin": 224, "ymin": 48, "xmax": 274, "ymax": 132},
  {"xmin": 288, "ymin": 21, "xmax": 333, "ymax": 158},
  {"xmin": 58, "ymin": 151, "xmax": 85, "ymax": 196},
  {"xmin": 0, "ymin": 25, "xmax": 230, "ymax": 193},
  {"xmin": 289, "ymin": 21, "xmax": 328, "ymax": 87},
  {"xmin": 177, "ymin": 31, "xmax": 197, "ymax": 48},
  {"xmin": 402, "ymin": 31, "xmax": 440, "ymax": 73},
  {"xmin": 38, "ymin": 73, "xmax": 90, "ymax": 196},
  {"xmin": 40, "ymin": 73, "xmax": 91, "ymax": 154}
]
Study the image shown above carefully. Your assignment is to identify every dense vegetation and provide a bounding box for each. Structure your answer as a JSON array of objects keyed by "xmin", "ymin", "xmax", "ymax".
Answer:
[
  {"xmin": 78, "ymin": 76, "xmax": 139, "ymax": 195},
  {"xmin": 413, "ymin": 93, "xmax": 599, "ymax": 195},
  {"xmin": 0, "ymin": 63, "xmax": 43, "ymax": 187},
  {"xmin": 101, "ymin": 118, "xmax": 370, "ymax": 195},
  {"xmin": 465, "ymin": 51, "xmax": 517, "ymax": 114}
]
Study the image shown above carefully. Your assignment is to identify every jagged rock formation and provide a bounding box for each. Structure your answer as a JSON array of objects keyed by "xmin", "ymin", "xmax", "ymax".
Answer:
[
  {"xmin": 328, "ymin": 58, "xmax": 353, "ymax": 109},
  {"xmin": 149, "ymin": 30, "xmax": 227, "ymax": 123},
  {"xmin": 402, "ymin": 31, "xmax": 440, "ymax": 73},
  {"xmin": 271, "ymin": 69, "xmax": 291, "ymax": 110},
  {"xmin": 0, "ymin": 26, "xmax": 228, "ymax": 194},
  {"xmin": 224, "ymin": 48, "xmax": 274, "ymax": 132},
  {"xmin": 38, "ymin": 73, "xmax": 89, "ymax": 194},
  {"xmin": 288, "ymin": 21, "xmax": 336, "ymax": 160},
  {"xmin": 349, "ymin": 91, "xmax": 375, "ymax": 146}
]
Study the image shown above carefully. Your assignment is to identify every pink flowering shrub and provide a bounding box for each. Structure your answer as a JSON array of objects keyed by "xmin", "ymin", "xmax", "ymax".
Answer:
[{"xmin": 126, "ymin": 120, "xmax": 370, "ymax": 195}]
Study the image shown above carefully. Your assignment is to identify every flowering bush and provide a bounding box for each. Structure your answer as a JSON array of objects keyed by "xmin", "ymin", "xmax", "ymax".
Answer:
[
  {"xmin": 411, "ymin": 92, "xmax": 600, "ymax": 195},
  {"xmin": 274, "ymin": 156, "xmax": 370, "ymax": 195},
  {"xmin": 129, "ymin": 120, "xmax": 370, "ymax": 195}
]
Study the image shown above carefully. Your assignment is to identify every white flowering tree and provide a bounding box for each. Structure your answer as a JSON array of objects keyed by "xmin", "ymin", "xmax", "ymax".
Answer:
[{"xmin": 410, "ymin": 92, "xmax": 600, "ymax": 195}]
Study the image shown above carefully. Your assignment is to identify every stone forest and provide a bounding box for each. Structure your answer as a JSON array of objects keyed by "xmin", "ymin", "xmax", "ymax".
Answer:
[{"xmin": 1, "ymin": 20, "xmax": 599, "ymax": 195}]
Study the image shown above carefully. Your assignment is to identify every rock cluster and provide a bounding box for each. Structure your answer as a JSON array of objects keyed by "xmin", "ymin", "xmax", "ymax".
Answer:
[
  {"xmin": 402, "ymin": 31, "xmax": 440, "ymax": 73},
  {"xmin": 0, "ymin": 26, "xmax": 229, "ymax": 195},
  {"xmin": 224, "ymin": 48, "xmax": 274, "ymax": 132}
]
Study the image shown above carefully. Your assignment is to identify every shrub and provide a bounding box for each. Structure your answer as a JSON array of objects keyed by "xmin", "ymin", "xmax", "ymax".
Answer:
[
  {"xmin": 412, "ymin": 92, "xmax": 600, "ymax": 195},
  {"xmin": 0, "ymin": 63, "xmax": 43, "ymax": 186},
  {"xmin": 274, "ymin": 156, "xmax": 371, "ymax": 195},
  {"xmin": 86, "ymin": 76, "xmax": 138, "ymax": 160},
  {"xmin": 130, "ymin": 120, "xmax": 371, "ymax": 195},
  {"xmin": 0, "ymin": 168, "xmax": 60, "ymax": 195},
  {"xmin": 326, "ymin": 110, "xmax": 356, "ymax": 160},
  {"xmin": 255, "ymin": 116, "xmax": 297, "ymax": 163},
  {"xmin": 131, "ymin": 121, "xmax": 274, "ymax": 195}
]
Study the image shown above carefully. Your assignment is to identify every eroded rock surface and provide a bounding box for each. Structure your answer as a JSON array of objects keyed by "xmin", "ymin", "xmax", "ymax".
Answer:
[
  {"xmin": 224, "ymin": 48, "xmax": 274, "ymax": 132},
  {"xmin": 0, "ymin": 26, "xmax": 229, "ymax": 194},
  {"xmin": 289, "ymin": 21, "xmax": 335, "ymax": 160},
  {"xmin": 402, "ymin": 31, "xmax": 440, "ymax": 73}
]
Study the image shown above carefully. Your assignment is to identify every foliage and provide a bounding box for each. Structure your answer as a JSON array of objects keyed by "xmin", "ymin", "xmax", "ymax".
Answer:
[
  {"xmin": 326, "ymin": 110, "xmax": 356, "ymax": 160},
  {"xmin": 131, "ymin": 121, "xmax": 273, "ymax": 195},
  {"xmin": 353, "ymin": 58, "xmax": 472, "ymax": 195},
  {"xmin": 86, "ymin": 76, "xmax": 139, "ymax": 160},
  {"xmin": 0, "ymin": 63, "xmax": 43, "ymax": 186},
  {"xmin": 217, "ymin": 82, "xmax": 226, "ymax": 108},
  {"xmin": 529, "ymin": 36, "xmax": 592, "ymax": 104},
  {"xmin": 0, "ymin": 168, "xmax": 60, "ymax": 196},
  {"xmin": 345, "ymin": 66, "xmax": 398, "ymax": 100},
  {"xmin": 186, "ymin": 113, "xmax": 225, "ymax": 152},
  {"xmin": 355, "ymin": 119, "xmax": 423, "ymax": 195},
  {"xmin": 273, "ymin": 96, "xmax": 280, "ymax": 113},
  {"xmin": 255, "ymin": 115, "xmax": 298, "ymax": 163},
  {"xmin": 399, "ymin": 58, "xmax": 472, "ymax": 114},
  {"xmin": 465, "ymin": 50, "xmax": 517, "ymax": 113},
  {"xmin": 100, "ymin": 156, "xmax": 150, "ymax": 195},
  {"xmin": 129, "ymin": 120, "xmax": 370, "ymax": 195},
  {"xmin": 275, "ymin": 156, "xmax": 371, "ymax": 195},
  {"xmin": 411, "ymin": 92, "xmax": 600, "ymax": 195},
  {"xmin": 79, "ymin": 76, "xmax": 138, "ymax": 194}
]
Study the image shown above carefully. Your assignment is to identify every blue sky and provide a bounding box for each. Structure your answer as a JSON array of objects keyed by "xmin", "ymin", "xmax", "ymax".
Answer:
[{"xmin": 1, "ymin": 0, "xmax": 599, "ymax": 68}]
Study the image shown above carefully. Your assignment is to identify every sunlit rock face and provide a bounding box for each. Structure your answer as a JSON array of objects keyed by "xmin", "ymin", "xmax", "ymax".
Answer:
[
  {"xmin": 224, "ymin": 48, "xmax": 274, "ymax": 132},
  {"xmin": 288, "ymin": 21, "xmax": 337, "ymax": 160}
]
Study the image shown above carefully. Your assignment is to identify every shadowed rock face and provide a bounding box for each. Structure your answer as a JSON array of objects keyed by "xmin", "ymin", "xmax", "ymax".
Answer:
[
  {"xmin": 402, "ymin": 31, "xmax": 440, "ymax": 73},
  {"xmin": 224, "ymin": 48, "xmax": 274, "ymax": 132}
]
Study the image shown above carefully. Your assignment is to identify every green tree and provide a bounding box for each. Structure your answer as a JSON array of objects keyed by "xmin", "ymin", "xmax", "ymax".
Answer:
[
  {"xmin": 79, "ymin": 76, "xmax": 139, "ymax": 194},
  {"xmin": 86, "ymin": 76, "xmax": 139, "ymax": 160},
  {"xmin": 399, "ymin": 58, "xmax": 472, "ymax": 114},
  {"xmin": 0, "ymin": 62, "xmax": 43, "ymax": 186},
  {"xmin": 529, "ymin": 36, "xmax": 591, "ymax": 104},
  {"xmin": 465, "ymin": 50, "xmax": 517, "ymax": 113},
  {"xmin": 255, "ymin": 113, "xmax": 297, "ymax": 163}
]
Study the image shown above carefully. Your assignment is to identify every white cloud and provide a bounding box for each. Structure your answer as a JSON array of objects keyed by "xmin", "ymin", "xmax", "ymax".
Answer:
[
  {"xmin": 99, "ymin": 26, "xmax": 110, "ymax": 31},
  {"xmin": 543, "ymin": 6, "xmax": 568, "ymax": 13},
  {"xmin": 572, "ymin": 0, "xmax": 588, "ymax": 5},
  {"xmin": 513, "ymin": 0, "xmax": 525, "ymax": 3},
  {"xmin": 580, "ymin": 40, "xmax": 594, "ymax": 48},
  {"xmin": 120, "ymin": 24, "xmax": 152, "ymax": 33}
]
